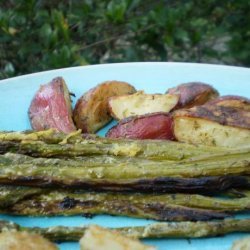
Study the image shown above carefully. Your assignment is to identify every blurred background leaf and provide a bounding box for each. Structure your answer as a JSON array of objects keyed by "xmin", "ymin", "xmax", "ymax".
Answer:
[{"xmin": 0, "ymin": 0, "xmax": 249, "ymax": 79}]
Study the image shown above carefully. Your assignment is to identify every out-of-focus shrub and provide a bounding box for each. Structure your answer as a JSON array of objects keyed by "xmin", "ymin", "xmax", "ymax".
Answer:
[{"xmin": 0, "ymin": 0, "xmax": 249, "ymax": 79}]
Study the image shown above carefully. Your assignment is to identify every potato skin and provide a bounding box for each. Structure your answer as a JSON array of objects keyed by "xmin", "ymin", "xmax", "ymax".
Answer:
[
  {"xmin": 29, "ymin": 77, "xmax": 76, "ymax": 133},
  {"xmin": 106, "ymin": 112, "xmax": 175, "ymax": 140},
  {"xmin": 174, "ymin": 105, "xmax": 250, "ymax": 130},
  {"xmin": 166, "ymin": 82, "xmax": 219, "ymax": 109},
  {"xmin": 73, "ymin": 81, "xmax": 136, "ymax": 133},
  {"xmin": 206, "ymin": 95, "xmax": 250, "ymax": 111}
]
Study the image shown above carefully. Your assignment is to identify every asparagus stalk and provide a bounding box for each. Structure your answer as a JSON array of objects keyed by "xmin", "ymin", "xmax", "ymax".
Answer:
[
  {"xmin": 0, "ymin": 219, "xmax": 250, "ymax": 242},
  {"xmin": 1, "ymin": 130, "xmax": 248, "ymax": 160},
  {"xmin": 2, "ymin": 189, "xmax": 231, "ymax": 221},
  {"xmin": 0, "ymin": 129, "xmax": 96, "ymax": 144},
  {"xmin": 1, "ymin": 152, "xmax": 161, "ymax": 168},
  {"xmin": 0, "ymin": 152, "xmax": 249, "ymax": 192},
  {"xmin": 0, "ymin": 185, "xmax": 43, "ymax": 208},
  {"xmin": 1, "ymin": 185, "xmax": 249, "ymax": 219},
  {"xmin": 0, "ymin": 129, "xmax": 65, "ymax": 144},
  {"xmin": 0, "ymin": 152, "xmax": 249, "ymax": 179}
]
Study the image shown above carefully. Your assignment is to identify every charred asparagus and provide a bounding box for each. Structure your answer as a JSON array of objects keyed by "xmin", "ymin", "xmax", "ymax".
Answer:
[
  {"xmin": 1, "ymin": 185, "xmax": 250, "ymax": 220},
  {"xmin": 0, "ymin": 189, "xmax": 229, "ymax": 221}
]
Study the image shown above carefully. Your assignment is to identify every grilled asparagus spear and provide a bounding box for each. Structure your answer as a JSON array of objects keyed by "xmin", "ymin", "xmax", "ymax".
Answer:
[
  {"xmin": 0, "ymin": 152, "xmax": 249, "ymax": 192},
  {"xmin": 1, "ymin": 130, "xmax": 246, "ymax": 160},
  {"xmin": 1, "ymin": 189, "xmax": 229, "ymax": 221},
  {"xmin": 0, "ymin": 152, "xmax": 249, "ymax": 179},
  {"xmin": 0, "ymin": 185, "xmax": 42, "ymax": 208},
  {"xmin": 4, "ymin": 189, "xmax": 250, "ymax": 214},
  {"xmin": 0, "ymin": 219, "xmax": 250, "ymax": 242},
  {"xmin": 1, "ymin": 185, "xmax": 249, "ymax": 220}
]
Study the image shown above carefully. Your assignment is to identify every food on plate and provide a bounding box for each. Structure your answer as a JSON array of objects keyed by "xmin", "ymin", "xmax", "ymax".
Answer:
[
  {"xmin": 166, "ymin": 82, "xmax": 219, "ymax": 109},
  {"xmin": 231, "ymin": 236, "xmax": 250, "ymax": 250},
  {"xmin": 3, "ymin": 185, "xmax": 233, "ymax": 221},
  {"xmin": 0, "ymin": 149, "xmax": 248, "ymax": 193},
  {"xmin": 1, "ymin": 218, "xmax": 250, "ymax": 241},
  {"xmin": 80, "ymin": 225, "xmax": 155, "ymax": 250},
  {"xmin": 2, "ymin": 184, "xmax": 250, "ymax": 213},
  {"xmin": 173, "ymin": 105, "xmax": 250, "ymax": 147},
  {"xmin": 106, "ymin": 112, "xmax": 175, "ymax": 140},
  {"xmin": 2, "ymin": 69, "xmax": 250, "ymax": 250},
  {"xmin": 0, "ymin": 185, "xmax": 42, "ymax": 208},
  {"xmin": 1, "ymin": 129, "xmax": 234, "ymax": 160},
  {"xmin": 29, "ymin": 77, "xmax": 76, "ymax": 133},
  {"xmin": 108, "ymin": 91, "xmax": 179, "ymax": 120},
  {"xmin": 0, "ymin": 231, "xmax": 58, "ymax": 250},
  {"xmin": 73, "ymin": 80, "xmax": 136, "ymax": 133},
  {"xmin": 206, "ymin": 95, "xmax": 250, "ymax": 111}
]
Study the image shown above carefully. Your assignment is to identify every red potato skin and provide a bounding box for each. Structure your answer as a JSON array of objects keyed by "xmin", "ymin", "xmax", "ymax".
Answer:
[
  {"xmin": 106, "ymin": 113, "xmax": 175, "ymax": 140},
  {"xmin": 166, "ymin": 82, "xmax": 219, "ymax": 109},
  {"xmin": 29, "ymin": 77, "xmax": 76, "ymax": 133}
]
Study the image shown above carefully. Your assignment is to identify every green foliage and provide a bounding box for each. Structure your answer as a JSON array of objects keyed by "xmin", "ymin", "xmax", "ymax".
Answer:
[{"xmin": 0, "ymin": 0, "xmax": 249, "ymax": 79}]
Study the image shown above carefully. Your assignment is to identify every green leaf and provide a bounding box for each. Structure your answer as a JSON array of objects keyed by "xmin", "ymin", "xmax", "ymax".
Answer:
[{"xmin": 106, "ymin": 0, "xmax": 128, "ymax": 23}]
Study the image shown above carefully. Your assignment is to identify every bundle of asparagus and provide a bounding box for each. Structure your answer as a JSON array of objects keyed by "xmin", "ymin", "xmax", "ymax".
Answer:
[{"xmin": 0, "ymin": 129, "xmax": 249, "ymax": 239}]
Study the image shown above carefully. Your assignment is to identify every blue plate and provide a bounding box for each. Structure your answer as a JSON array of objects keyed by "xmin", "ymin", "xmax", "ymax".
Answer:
[{"xmin": 0, "ymin": 62, "xmax": 249, "ymax": 250}]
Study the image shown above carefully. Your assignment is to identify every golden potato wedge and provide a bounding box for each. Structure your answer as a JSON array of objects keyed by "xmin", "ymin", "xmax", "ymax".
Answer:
[
  {"xmin": 173, "ymin": 105, "xmax": 250, "ymax": 148},
  {"xmin": 80, "ymin": 225, "xmax": 155, "ymax": 250},
  {"xmin": 108, "ymin": 91, "xmax": 179, "ymax": 120},
  {"xmin": 166, "ymin": 82, "xmax": 219, "ymax": 109},
  {"xmin": 206, "ymin": 95, "xmax": 250, "ymax": 111},
  {"xmin": 73, "ymin": 81, "xmax": 136, "ymax": 133},
  {"xmin": 0, "ymin": 231, "xmax": 58, "ymax": 250},
  {"xmin": 231, "ymin": 236, "xmax": 250, "ymax": 250}
]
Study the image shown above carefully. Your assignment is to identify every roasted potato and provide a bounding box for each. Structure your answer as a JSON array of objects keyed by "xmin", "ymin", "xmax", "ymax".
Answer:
[
  {"xmin": 106, "ymin": 112, "xmax": 175, "ymax": 140},
  {"xmin": 73, "ymin": 81, "xmax": 136, "ymax": 133},
  {"xmin": 108, "ymin": 91, "xmax": 179, "ymax": 120},
  {"xmin": 206, "ymin": 95, "xmax": 250, "ymax": 111},
  {"xmin": 80, "ymin": 225, "xmax": 155, "ymax": 250},
  {"xmin": 173, "ymin": 105, "xmax": 250, "ymax": 148},
  {"xmin": 29, "ymin": 77, "xmax": 76, "ymax": 133},
  {"xmin": 0, "ymin": 231, "xmax": 58, "ymax": 250},
  {"xmin": 166, "ymin": 82, "xmax": 219, "ymax": 109},
  {"xmin": 231, "ymin": 237, "xmax": 250, "ymax": 250}
]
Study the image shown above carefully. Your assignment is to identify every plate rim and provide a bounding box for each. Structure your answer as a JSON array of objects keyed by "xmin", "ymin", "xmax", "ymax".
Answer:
[{"xmin": 1, "ymin": 62, "xmax": 250, "ymax": 83}]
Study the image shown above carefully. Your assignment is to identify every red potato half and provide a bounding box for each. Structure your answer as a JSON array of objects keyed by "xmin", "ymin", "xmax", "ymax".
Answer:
[
  {"xmin": 73, "ymin": 81, "xmax": 136, "ymax": 133},
  {"xmin": 166, "ymin": 82, "xmax": 219, "ymax": 109},
  {"xmin": 206, "ymin": 95, "xmax": 250, "ymax": 111},
  {"xmin": 106, "ymin": 112, "xmax": 175, "ymax": 140},
  {"xmin": 29, "ymin": 77, "xmax": 76, "ymax": 133},
  {"xmin": 108, "ymin": 91, "xmax": 179, "ymax": 120}
]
